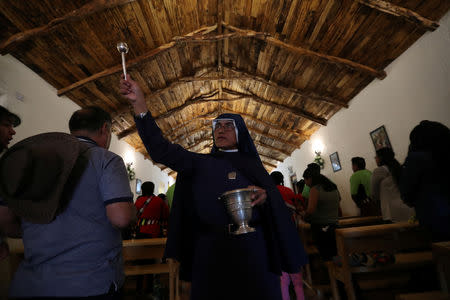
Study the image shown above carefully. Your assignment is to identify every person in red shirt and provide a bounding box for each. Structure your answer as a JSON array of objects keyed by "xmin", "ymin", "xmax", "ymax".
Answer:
[
  {"xmin": 134, "ymin": 181, "xmax": 169, "ymax": 238},
  {"xmin": 270, "ymin": 171, "xmax": 305, "ymax": 300}
]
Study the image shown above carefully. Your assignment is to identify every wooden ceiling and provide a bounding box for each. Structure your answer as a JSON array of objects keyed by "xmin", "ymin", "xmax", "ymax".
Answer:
[{"xmin": 1, "ymin": 0, "xmax": 449, "ymax": 176}]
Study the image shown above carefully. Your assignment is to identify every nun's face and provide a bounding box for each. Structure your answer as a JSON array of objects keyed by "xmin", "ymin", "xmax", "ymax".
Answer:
[{"xmin": 213, "ymin": 120, "xmax": 238, "ymax": 150}]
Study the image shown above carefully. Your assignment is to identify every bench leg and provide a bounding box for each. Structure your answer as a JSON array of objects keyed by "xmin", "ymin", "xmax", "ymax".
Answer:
[{"xmin": 326, "ymin": 262, "xmax": 340, "ymax": 300}]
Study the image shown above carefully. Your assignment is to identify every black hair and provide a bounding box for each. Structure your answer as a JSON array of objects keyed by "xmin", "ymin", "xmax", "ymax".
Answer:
[
  {"xmin": 270, "ymin": 171, "xmax": 284, "ymax": 185},
  {"xmin": 408, "ymin": 120, "xmax": 450, "ymax": 162},
  {"xmin": 141, "ymin": 181, "xmax": 155, "ymax": 196},
  {"xmin": 0, "ymin": 106, "xmax": 20, "ymax": 127},
  {"xmin": 307, "ymin": 163, "xmax": 321, "ymax": 175},
  {"xmin": 376, "ymin": 147, "xmax": 401, "ymax": 186},
  {"xmin": 296, "ymin": 179, "xmax": 305, "ymax": 194},
  {"xmin": 303, "ymin": 168, "xmax": 337, "ymax": 192},
  {"xmin": 351, "ymin": 157, "xmax": 366, "ymax": 170},
  {"xmin": 157, "ymin": 193, "xmax": 166, "ymax": 200},
  {"xmin": 69, "ymin": 106, "xmax": 112, "ymax": 133}
]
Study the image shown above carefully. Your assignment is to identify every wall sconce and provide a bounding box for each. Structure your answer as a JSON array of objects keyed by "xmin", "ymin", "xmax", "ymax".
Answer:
[
  {"xmin": 313, "ymin": 151, "xmax": 325, "ymax": 169},
  {"xmin": 311, "ymin": 140, "xmax": 325, "ymax": 169}
]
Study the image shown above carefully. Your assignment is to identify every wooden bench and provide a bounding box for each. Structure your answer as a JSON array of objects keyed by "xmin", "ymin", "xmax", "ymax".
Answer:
[
  {"xmin": 122, "ymin": 238, "xmax": 179, "ymax": 300},
  {"xmin": 433, "ymin": 241, "xmax": 450, "ymax": 295},
  {"xmin": 298, "ymin": 216, "xmax": 384, "ymax": 291},
  {"xmin": 337, "ymin": 215, "xmax": 383, "ymax": 228},
  {"xmin": 327, "ymin": 222, "xmax": 433, "ymax": 300}
]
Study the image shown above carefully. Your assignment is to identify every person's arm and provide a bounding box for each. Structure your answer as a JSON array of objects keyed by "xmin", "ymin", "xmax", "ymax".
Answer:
[
  {"xmin": 305, "ymin": 186, "xmax": 319, "ymax": 216},
  {"xmin": 0, "ymin": 205, "xmax": 21, "ymax": 238},
  {"xmin": 119, "ymin": 75, "xmax": 195, "ymax": 173},
  {"xmin": 0, "ymin": 204, "xmax": 21, "ymax": 260},
  {"xmin": 106, "ymin": 202, "xmax": 136, "ymax": 229},
  {"xmin": 370, "ymin": 167, "xmax": 386, "ymax": 204},
  {"xmin": 101, "ymin": 154, "xmax": 135, "ymax": 229}
]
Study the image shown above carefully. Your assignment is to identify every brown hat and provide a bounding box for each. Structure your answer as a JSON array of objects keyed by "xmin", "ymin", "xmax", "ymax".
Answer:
[
  {"xmin": 0, "ymin": 132, "xmax": 88, "ymax": 223},
  {"xmin": 0, "ymin": 106, "xmax": 20, "ymax": 127}
]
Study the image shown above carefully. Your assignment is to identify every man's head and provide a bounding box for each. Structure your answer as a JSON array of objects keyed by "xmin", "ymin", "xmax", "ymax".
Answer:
[
  {"xmin": 351, "ymin": 157, "xmax": 366, "ymax": 172},
  {"xmin": 0, "ymin": 106, "xmax": 20, "ymax": 152},
  {"xmin": 270, "ymin": 171, "xmax": 284, "ymax": 186},
  {"xmin": 212, "ymin": 118, "xmax": 238, "ymax": 150},
  {"xmin": 141, "ymin": 181, "xmax": 155, "ymax": 196},
  {"xmin": 69, "ymin": 106, "xmax": 112, "ymax": 149}
]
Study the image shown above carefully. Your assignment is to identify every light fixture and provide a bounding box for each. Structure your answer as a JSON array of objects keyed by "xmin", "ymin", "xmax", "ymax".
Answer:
[
  {"xmin": 312, "ymin": 140, "xmax": 325, "ymax": 169},
  {"xmin": 313, "ymin": 151, "xmax": 325, "ymax": 169}
]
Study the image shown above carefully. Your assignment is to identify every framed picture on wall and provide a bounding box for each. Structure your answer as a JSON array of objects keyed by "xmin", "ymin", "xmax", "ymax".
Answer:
[
  {"xmin": 329, "ymin": 152, "xmax": 342, "ymax": 172},
  {"xmin": 370, "ymin": 125, "xmax": 392, "ymax": 151},
  {"xmin": 135, "ymin": 178, "xmax": 142, "ymax": 195}
]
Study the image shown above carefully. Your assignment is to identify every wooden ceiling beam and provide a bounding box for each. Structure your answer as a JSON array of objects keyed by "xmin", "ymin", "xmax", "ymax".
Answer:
[
  {"xmin": 124, "ymin": 71, "xmax": 347, "ymax": 110},
  {"xmin": 222, "ymin": 88, "xmax": 327, "ymax": 125},
  {"xmin": 116, "ymin": 87, "xmax": 320, "ymax": 140},
  {"xmin": 254, "ymin": 140, "xmax": 292, "ymax": 156},
  {"xmin": 222, "ymin": 22, "xmax": 386, "ymax": 79},
  {"xmin": 261, "ymin": 159, "xmax": 277, "ymax": 169},
  {"xmin": 170, "ymin": 121, "xmax": 300, "ymax": 149},
  {"xmin": 221, "ymin": 66, "xmax": 348, "ymax": 108},
  {"xmin": 165, "ymin": 112, "xmax": 309, "ymax": 141},
  {"xmin": 57, "ymin": 24, "xmax": 218, "ymax": 96},
  {"xmin": 58, "ymin": 22, "xmax": 378, "ymax": 100},
  {"xmin": 357, "ymin": 0, "xmax": 439, "ymax": 31},
  {"xmin": 0, "ymin": 0, "xmax": 136, "ymax": 55},
  {"xmin": 138, "ymin": 133, "xmax": 289, "ymax": 163}
]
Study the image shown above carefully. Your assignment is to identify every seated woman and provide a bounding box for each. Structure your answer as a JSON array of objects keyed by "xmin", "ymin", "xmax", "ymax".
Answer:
[
  {"xmin": 371, "ymin": 147, "xmax": 414, "ymax": 223},
  {"xmin": 302, "ymin": 168, "xmax": 340, "ymax": 261}
]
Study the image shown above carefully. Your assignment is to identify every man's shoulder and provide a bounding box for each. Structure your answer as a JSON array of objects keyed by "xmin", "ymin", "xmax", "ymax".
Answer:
[{"xmin": 352, "ymin": 169, "xmax": 372, "ymax": 179}]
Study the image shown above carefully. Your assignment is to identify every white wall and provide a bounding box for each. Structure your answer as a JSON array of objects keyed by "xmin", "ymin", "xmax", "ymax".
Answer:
[
  {"xmin": 276, "ymin": 12, "xmax": 450, "ymax": 216},
  {"xmin": 0, "ymin": 55, "xmax": 174, "ymax": 200}
]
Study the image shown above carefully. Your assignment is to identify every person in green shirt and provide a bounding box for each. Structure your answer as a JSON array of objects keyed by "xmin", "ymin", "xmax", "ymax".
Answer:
[
  {"xmin": 165, "ymin": 182, "xmax": 175, "ymax": 210},
  {"xmin": 350, "ymin": 157, "xmax": 378, "ymax": 216}
]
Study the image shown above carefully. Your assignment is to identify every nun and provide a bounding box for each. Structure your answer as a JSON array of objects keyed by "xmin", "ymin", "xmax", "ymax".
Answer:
[{"xmin": 119, "ymin": 76, "xmax": 307, "ymax": 300}]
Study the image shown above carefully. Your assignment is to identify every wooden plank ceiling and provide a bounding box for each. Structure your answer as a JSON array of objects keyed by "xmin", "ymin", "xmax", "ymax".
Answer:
[{"xmin": 1, "ymin": 0, "xmax": 449, "ymax": 176}]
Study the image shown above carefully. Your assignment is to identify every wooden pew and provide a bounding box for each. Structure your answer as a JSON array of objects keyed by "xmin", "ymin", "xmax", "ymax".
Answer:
[
  {"xmin": 433, "ymin": 241, "xmax": 450, "ymax": 295},
  {"xmin": 122, "ymin": 238, "xmax": 179, "ymax": 300},
  {"xmin": 298, "ymin": 216, "xmax": 384, "ymax": 291},
  {"xmin": 327, "ymin": 222, "xmax": 433, "ymax": 300},
  {"xmin": 337, "ymin": 215, "xmax": 383, "ymax": 228},
  {"xmin": 4, "ymin": 238, "xmax": 180, "ymax": 300}
]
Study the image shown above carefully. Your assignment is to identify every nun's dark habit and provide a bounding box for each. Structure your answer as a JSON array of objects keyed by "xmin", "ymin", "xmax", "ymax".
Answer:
[{"xmin": 135, "ymin": 113, "xmax": 307, "ymax": 300}]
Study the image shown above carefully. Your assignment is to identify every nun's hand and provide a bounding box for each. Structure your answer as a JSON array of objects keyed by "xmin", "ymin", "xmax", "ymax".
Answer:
[
  {"xmin": 248, "ymin": 186, "xmax": 267, "ymax": 207},
  {"xmin": 119, "ymin": 75, "xmax": 147, "ymax": 115}
]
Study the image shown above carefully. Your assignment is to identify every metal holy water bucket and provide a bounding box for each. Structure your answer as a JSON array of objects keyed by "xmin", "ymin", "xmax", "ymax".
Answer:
[{"xmin": 219, "ymin": 188, "xmax": 257, "ymax": 235}]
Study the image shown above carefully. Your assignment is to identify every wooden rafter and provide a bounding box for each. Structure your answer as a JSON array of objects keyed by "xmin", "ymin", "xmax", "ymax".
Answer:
[
  {"xmin": 261, "ymin": 160, "xmax": 277, "ymax": 169},
  {"xmin": 257, "ymin": 153, "xmax": 282, "ymax": 163},
  {"xmin": 357, "ymin": 0, "xmax": 439, "ymax": 31},
  {"xmin": 222, "ymin": 23, "xmax": 386, "ymax": 79},
  {"xmin": 146, "ymin": 91, "xmax": 327, "ymax": 128},
  {"xmin": 141, "ymin": 66, "xmax": 347, "ymax": 108},
  {"xmin": 116, "ymin": 87, "xmax": 325, "ymax": 139},
  {"xmin": 254, "ymin": 140, "xmax": 292, "ymax": 156},
  {"xmin": 222, "ymin": 66, "xmax": 348, "ymax": 108},
  {"xmin": 58, "ymin": 22, "xmax": 384, "ymax": 96},
  {"xmin": 170, "ymin": 122, "xmax": 301, "ymax": 149},
  {"xmin": 57, "ymin": 24, "xmax": 218, "ymax": 96},
  {"xmin": 165, "ymin": 113, "xmax": 309, "ymax": 140},
  {"xmin": 140, "ymin": 132, "xmax": 289, "ymax": 163},
  {"xmin": 222, "ymin": 88, "xmax": 327, "ymax": 125},
  {"xmin": 0, "ymin": 0, "xmax": 136, "ymax": 55}
]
